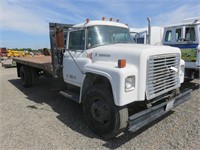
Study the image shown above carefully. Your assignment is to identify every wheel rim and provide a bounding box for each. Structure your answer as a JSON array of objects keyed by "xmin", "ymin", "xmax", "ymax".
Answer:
[{"xmin": 91, "ymin": 97, "xmax": 111, "ymax": 125}]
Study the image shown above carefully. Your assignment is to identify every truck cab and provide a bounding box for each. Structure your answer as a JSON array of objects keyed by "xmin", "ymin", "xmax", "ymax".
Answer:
[
  {"xmin": 162, "ymin": 17, "xmax": 200, "ymax": 79},
  {"xmin": 63, "ymin": 21, "xmax": 133, "ymax": 87}
]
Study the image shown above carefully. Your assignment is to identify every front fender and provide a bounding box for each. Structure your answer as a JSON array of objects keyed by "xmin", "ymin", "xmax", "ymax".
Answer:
[{"xmin": 82, "ymin": 62, "xmax": 139, "ymax": 106}]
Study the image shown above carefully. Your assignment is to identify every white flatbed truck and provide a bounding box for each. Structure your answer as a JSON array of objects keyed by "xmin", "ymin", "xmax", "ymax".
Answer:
[{"xmin": 13, "ymin": 19, "xmax": 191, "ymax": 139}]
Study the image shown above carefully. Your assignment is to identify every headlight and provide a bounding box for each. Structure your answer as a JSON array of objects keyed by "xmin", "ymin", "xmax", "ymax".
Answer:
[{"xmin": 125, "ymin": 76, "xmax": 135, "ymax": 92}]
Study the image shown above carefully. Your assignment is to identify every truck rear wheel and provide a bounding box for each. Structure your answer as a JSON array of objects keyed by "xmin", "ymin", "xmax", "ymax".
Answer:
[
  {"xmin": 31, "ymin": 68, "xmax": 38, "ymax": 85},
  {"xmin": 20, "ymin": 66, "xmax": 32, "ymax": 87},
  {"xmin": 82, "ymin": 85, "xmax": 128, "ymax": 139}
]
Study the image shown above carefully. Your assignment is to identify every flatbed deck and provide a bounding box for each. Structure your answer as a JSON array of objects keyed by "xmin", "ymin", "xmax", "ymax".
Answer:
[{"xmin": 13, "ymin": 56, "xmax": 53, "ymax": 74}]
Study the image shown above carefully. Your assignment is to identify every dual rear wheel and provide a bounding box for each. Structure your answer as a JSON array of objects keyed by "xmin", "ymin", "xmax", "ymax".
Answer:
[{"xmin": 20, "ymin": 66, "xmax": 38, "ymax": 87}]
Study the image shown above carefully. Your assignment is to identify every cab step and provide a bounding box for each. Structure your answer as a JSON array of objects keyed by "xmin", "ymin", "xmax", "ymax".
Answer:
[{"xmin": 59, "ymin": 90, "xmax": 80, "ymax": 103}]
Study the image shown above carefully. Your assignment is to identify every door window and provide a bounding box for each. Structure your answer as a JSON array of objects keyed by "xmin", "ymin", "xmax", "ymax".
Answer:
[
  {"xmin": 175, "ymin": 28, "xmax": 182, "ymax": 41},
  {"xmin": 185, "ymin": 27, "xmax": 196, "ymax": 41},
  {"xmin": 69, "ymin": 30, "xmax": 85, "ymax": 50},
  {"xmin": 165, "ymin": 30, "xmax": 172, "ymax": 42}
]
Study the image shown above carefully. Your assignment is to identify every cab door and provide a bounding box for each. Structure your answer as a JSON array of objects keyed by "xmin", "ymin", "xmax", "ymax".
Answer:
[{"xmin": 63, "ymin": 29, "xmax": 90, "ymax": 86}]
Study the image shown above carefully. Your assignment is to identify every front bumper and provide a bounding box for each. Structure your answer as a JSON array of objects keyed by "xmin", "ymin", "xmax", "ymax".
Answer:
[{"xmin": 129, "ymin": 89, "xmax": 191, "ymax": 132}]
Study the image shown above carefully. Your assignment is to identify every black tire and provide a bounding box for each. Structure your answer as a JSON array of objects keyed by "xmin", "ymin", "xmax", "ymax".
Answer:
[
  {"xmin": 31, "ymin": 68, "xmax": 38, "ymax": 85},
  {"xmin": 20, "ymin": 66, "xmax": 32, "ymax": 87},
  {"xmin": 82, "ymin": 85, "xmax": 128, "ymax": 139}
]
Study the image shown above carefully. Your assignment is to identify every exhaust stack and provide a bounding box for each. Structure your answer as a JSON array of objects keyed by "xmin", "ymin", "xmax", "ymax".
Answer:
[{"xmin": 147, "ymin": 17, "xmax": 151, "ymax": 44}]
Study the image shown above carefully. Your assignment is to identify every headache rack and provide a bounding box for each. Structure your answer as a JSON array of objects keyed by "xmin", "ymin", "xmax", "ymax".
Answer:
[{"xmin": 49, "ymin": 23, "xmax": 74, "ymax": 77}]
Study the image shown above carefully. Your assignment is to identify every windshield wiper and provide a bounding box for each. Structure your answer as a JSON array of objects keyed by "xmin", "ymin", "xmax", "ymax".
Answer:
[{"xmin": 112, "ymin": 41, "xmax": 124, "ymax": 44}]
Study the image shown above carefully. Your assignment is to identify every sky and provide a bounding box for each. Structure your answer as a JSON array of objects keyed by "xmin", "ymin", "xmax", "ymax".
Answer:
[{"xmin": 0, "ymin": 0, "xmax": 200, "ymax": 49}]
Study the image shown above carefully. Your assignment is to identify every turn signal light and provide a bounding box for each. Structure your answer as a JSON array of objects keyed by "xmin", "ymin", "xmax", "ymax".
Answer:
[{"xmin": 118, "ymin": 59, "xmax": 126, "ymax": 68}]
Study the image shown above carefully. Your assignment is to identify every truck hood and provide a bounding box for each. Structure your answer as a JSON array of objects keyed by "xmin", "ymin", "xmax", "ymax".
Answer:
[{"xmin": 91, "ymin": 43, "xmax": 181, "ymax": 65}]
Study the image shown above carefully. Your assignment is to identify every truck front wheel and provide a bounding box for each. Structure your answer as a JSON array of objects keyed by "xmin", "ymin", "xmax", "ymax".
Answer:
[
  {"xmin": 20, "ymin": 66, "xmax": 32, "ymax": 87},
  {"xmin": 82, "ymin": 85, "xmax": 128, "ymax": 139}
]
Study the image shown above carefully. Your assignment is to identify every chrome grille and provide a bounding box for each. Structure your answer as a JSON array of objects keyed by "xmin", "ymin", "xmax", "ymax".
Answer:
[{"xmin": 146, "ymin": 54, "xmax": 180, "ymax": 100}]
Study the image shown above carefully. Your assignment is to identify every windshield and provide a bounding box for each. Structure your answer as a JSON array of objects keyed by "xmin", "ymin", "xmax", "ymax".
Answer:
[{"xmin": 87, "ymin": 25, "xmax": 133, "ymax": 48}]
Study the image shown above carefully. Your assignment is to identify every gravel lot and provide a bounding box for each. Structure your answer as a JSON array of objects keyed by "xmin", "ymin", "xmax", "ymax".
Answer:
[{"xmin": 0, "ymin": 65, "xmax": 199, "ymax": 150}]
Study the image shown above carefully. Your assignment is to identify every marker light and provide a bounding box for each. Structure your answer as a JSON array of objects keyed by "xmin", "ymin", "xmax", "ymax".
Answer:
[
  {"xmin": 102, "ymin": 17, "xmax": 106, "ymax": 21},
  {"xmin": 118, "ymin": 59, "xmax": 126, "ymax": 68},
  {"xmin": 86, "ymin": 18, "xmax": 90, "ymax": 23}
]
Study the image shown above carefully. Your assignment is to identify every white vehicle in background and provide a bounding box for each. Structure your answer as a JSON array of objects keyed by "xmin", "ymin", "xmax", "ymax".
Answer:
[
  {"xmin": 131, "ymin": 17, "xmax": 200, "ymax": 79},
  {"xmin": 130, "ymin": 26, "xmax": 163, "ymax": 45},
  {"xmin": 130, "ymin": 18, "xmax": 163, "ymax": 45},
  {"xmin": 162, "ymin": 17, "xmax": 200, "ymax": 79}
]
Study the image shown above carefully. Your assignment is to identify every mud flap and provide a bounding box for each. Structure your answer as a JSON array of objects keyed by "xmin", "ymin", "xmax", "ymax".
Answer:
[{"xmin": 129, "ymin": 90, "xmax": 192, "ymax": 132}]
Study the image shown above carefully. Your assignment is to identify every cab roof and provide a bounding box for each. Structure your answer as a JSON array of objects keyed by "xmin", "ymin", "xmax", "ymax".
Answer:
[
  {"xmin": 164, "ymin": 17, "xmax": 200, "ymax": 28},
  {"xmin": 72, "ymin": 20, "xmax": 129, "ymax": 29}
]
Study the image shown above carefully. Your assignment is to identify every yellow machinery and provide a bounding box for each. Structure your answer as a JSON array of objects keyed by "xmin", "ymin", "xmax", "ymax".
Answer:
[
  {"xmin": 7, "ymin": 50, "xmax": 13, "ymax": 57},
  {"xmin": 7, "ymin": 50, "xmax": 26, "ymax": 57},
  {"xmin": 13, "ymin": 51, "xmax": 25, "ymax": 57}
]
